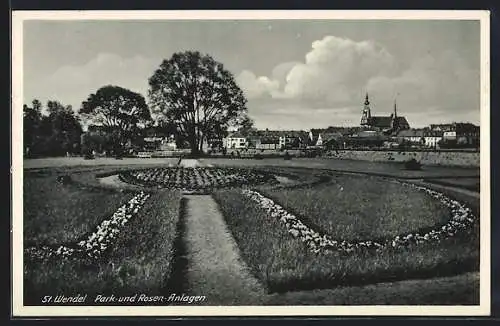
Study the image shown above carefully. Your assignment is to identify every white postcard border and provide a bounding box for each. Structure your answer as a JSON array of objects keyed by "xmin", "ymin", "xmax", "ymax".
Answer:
[{"xmin": 11, "ymin": 9, "xmax": 491, "ymax": 317}]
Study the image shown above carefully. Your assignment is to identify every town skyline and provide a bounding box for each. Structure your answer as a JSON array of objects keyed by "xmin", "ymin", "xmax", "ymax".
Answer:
[{"xmin": 23, "ymin": 19, "xmax": 480, "ymax": 129}]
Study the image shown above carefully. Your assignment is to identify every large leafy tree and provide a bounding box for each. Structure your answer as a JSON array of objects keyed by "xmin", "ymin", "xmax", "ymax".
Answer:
[
  {"xmin": 79, "ymin": 85, "xmax": 151, "ymax": 152},
  {"xmin": 148, "ymin": 51, "xmax": 248, "ymax": 155}
]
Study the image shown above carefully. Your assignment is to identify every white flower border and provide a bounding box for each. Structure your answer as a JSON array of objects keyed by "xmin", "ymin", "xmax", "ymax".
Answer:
[
  {"xmin": 25, "ymin": 191, "xmax": 151, "ymax": 262},
  {"xmin": 242, "ymin": 181, "xmax": 477, "ymax": 254}
]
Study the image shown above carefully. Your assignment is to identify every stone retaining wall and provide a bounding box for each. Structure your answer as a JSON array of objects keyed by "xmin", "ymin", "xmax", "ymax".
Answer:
[{"xmin": 325, "ymin": 150, "xmax": 479, "ymax": 167}]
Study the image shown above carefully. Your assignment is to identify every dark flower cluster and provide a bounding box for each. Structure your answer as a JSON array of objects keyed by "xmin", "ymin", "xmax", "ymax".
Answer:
[{"xmin": 121, "ymin": 167, "xmax": 276, "ymax": 190}]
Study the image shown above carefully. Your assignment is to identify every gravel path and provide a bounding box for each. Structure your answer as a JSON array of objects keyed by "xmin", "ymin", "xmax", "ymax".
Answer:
[
  {"xmin": 97, "ymin": 174, "xmax": 131, "ymax": 188},
  {"xmin": 179, "ymin": 159, "xmax": 202, "ymax": 168},
  {"xmin": 183, "ymin": 195, "xmax": 266, "ymax": 305},
  {"xmin": 415, "ymin": 180, "xmax": 480, "ymax": 199}
]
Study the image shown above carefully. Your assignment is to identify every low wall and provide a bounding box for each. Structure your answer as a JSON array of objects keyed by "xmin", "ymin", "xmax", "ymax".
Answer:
[{"xmin": 325, "ymin": 150, "xmax": 480, "ymax": 167}]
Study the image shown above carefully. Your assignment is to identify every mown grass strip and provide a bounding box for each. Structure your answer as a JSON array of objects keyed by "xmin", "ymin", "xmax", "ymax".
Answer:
[
  {"xmin": 265, "ymin": 272, "xmax": 480, "ymax": 305},
  {"xmin": 23, "ymin": 175, "xmax": 134, "ymax": 246},
  {"xmin": 259, "ymin": 174, "xmax": 451, "ymax": 242},
  {"xmin": 24, "ymin": 190, "xmax": 181, "ymax": 305},
  {"xmin": 213, "ymin": 189, "xmax": 479, "ymax": 294}
]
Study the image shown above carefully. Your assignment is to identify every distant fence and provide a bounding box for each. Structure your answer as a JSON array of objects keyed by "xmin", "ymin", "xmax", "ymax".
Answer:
[
  {"xmin": 131, "ymin": 148, "xmax": 479, "ymax": 167},
  {"xmin": 325, "ymin": 150, "xmax": 480, "ymax": 168},
  {"xmin": 339, "ymin": 147, "xmax": 480, "ymax": 153},
  {"xmin": 135, "ymin": 149, "xmax": 191, "ymax": 158}
]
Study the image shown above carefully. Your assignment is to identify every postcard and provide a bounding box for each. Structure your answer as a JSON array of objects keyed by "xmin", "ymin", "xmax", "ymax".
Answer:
[{"xmin": 11, "ymin": 9, "xmax": 491, "ymax": 317}]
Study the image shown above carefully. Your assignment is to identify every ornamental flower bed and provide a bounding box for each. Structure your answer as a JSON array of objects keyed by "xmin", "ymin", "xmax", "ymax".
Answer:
[
  {"xmin": 242, "ymin": 181, "xmax": 477, "ymax": 255},
  {"xmin": 120, "ymin": 167, "xmax": 277, "ymax": 191},
  {"xmin": 24, "ymin": 191, "xmax": 151, "ymax": 262}
]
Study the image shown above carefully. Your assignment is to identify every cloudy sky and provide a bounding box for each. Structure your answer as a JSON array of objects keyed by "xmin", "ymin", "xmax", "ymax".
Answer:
[{"xmin": 23, "ymin": 19, "xmax": 480, "ymax": 129}]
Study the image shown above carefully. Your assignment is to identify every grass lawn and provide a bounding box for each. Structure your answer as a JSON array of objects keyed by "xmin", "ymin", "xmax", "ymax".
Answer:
[
  {"xmin": 424, "ymin": 177, "xmax": 480, "ymax": 192},
  {"xmin": 212, "ymin": 189, "xmax": 479, "ymax": 296},
  {"xmin": 200, "ymin": 157, "xmax": 479, "ymax": 179},
  {"xmin": 23, "ymin": 172, "xmax": 134, "ymax": 246},
  {"xmin": 265, "ymin": 272, "xmax": 479, "ymax": 305},
  {"xmin": 257, "ymin": 174, "xmax": 451, "ymax": 242},
  {"xmin": 24, "ymin": 189, "xmax": 181, "ymax": 305}
]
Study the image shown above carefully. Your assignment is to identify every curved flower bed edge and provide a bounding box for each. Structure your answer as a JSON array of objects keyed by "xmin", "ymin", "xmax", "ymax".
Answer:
[
  {"xmin": 24, "ymin": 191, "xmax": 151, "ymax": 262},
  {"xmin": 241, "ymin": 181, "xmax": 477, "ymax": 254}
]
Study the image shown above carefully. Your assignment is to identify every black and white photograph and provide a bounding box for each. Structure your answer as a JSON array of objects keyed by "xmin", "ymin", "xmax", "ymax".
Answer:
[{"xmin": 11, "ymin": 10, "xmax": 490, "ymax": 317}]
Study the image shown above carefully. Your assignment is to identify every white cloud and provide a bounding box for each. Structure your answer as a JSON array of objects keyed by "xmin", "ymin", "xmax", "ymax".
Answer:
[
  {"xmin": 271, "ymin": 61, "xmax": 300, "ymax": 87},
  {"xmin": 279, "ymin": 36, "xmax": 396, "ymax": 104},
  {"xmin": 237, "ymin": 36, "xmax": 396, "ymax": 105},
  {"xmin": 366, "ymin": 50, "xmax": 479, "ymax": 113},
  {"xmin": 236, "ymin": 70, "xmax": 280, "ymax": 99},
  {"xmin": 237, "ymin": 35, "xmax": 479, "ymax": 128},
  {"xmin": 25, "ymin": 53, "xmax": 160, "ymax": 111}
]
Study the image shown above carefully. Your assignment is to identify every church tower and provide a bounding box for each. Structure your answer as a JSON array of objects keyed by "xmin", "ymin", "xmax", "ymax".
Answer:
[
  {"xmin": 360, "ymin": 93, "xmax": 371, "ymax": 126},
  {"xmin": 391, "ymin": 99, "xmax": 399, "ymax": 131}
]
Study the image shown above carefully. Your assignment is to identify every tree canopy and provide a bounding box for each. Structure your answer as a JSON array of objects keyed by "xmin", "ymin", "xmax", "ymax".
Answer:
[
  {"xmin": 23, "ymin": 100, "xmax": 83, "ymax": 157},
  {"xmin": 79, "ymin": 85, "xmax": 151, "ymax": 152},
  {"xmin": 148, "ymin": 51, "xmax": 248, "ymax": 155},
  {"xmin": 231, "ymin": 113, "xmax": 255, "ymax": 135}
]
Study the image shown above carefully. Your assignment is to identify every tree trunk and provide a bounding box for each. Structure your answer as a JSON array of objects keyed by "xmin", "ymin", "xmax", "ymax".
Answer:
[{"xmin": 189, "ymin": 136, "xmax": 200, "ymax": 157}]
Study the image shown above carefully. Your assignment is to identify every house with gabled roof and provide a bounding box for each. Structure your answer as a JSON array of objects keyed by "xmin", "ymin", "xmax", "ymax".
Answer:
[
  {"xmin": 308, "ymin": 129, "xmax": 344, "ymax": 148},
  {"xmin": 224, "ymin": 131, "xmax": 247, "ymax": 149},
  {"xmin": 395, "ymin": 129, "xmax": 425, "ymax": 144}
]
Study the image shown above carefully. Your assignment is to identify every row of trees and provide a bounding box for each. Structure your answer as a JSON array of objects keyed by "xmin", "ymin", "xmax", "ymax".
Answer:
[
  {"xmin": 24, "ymin": 51, "xmax": 254, "ymax": 158},
  {"xmin": 23, "ymin": 100, "xmax": 83, "ymax": 157}
]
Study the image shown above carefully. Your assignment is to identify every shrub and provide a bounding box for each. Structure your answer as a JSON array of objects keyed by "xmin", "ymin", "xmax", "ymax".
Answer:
[
  {"xmin": 56, "ymin": 175, "xmax": 72, "ymax": 185},
  {"xmin": 404, "ymin": 158, "xmax": 422, "ymax": 170},
  {"xmin": 254, "ymin": 153, "xmax": 263, "ymax": 160}
]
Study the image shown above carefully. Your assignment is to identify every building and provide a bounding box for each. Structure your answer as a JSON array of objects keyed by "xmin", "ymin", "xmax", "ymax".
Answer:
[
  {"xmin": 308, "ymin": 129, "xmax": 344, "ymax": 148},
  {"xmin": 431, "ymin": 122, "xmax": 480, "ymax": 148},
  {"xmin": 279, "ymin": 131, "xmax": 308, "ymax": 149},
  {"xmin": 422, "ymin": 129, "xmax": 443, "ymax": 148},
  {"xmin": 255, "ymin": 136, "xmax": 280, "ymax": 150},
  {"xmin": 360, "ymin": 94, "xmax": 410, "ymax": 134},
  {"xmin": 308, "ymin": 130, "xmax": 323, "ymax": 147},
  {"xmin": 224, "ymin": 132, "xmax": 247, "ymax": 149},
  {"xmin": 429, "ymin": 123, "xmax": 455, "ymax": 132},
  {"xmin": 142, "ymin": 127, "xmax": 178, "ymax": 151},
  {"xmin": 159, "ymin": 135, "xmax": 177, "ymax": 151},
  {"xmin": 242, "ymin": 129, "xmax": 307, "ymax": 150},
  {"xmin": 345, "ymin": 130, "xmax": 387, "ymax": 148},
  {"xmin": 395, "ymin": 129, "xmax": 425, "ymax": 145}
]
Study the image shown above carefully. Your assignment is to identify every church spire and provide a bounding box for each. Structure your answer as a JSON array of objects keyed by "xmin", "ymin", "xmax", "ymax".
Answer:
[
  {"xmin": 391, "ymin": 98, "xmax": 399, "ymax": 132},
  {"xmin": 361, "ymin": 93, "xmax": 371, "ymax": 126}
]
